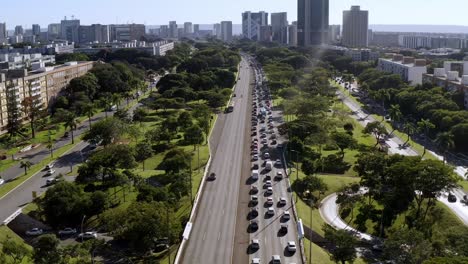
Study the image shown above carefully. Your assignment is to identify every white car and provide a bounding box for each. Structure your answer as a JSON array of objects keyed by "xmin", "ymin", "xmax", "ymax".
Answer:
[
  {"xmin": 274, "ymin": 159, "xmax": 282, "ymax": 167},
  {"xmin": 58, "ymin": 228, "xmax": 77, "ymax": 236},
  {"xmin": 252, "ymin": 155, "xmax": 259, "ymax": 161},
  {"xmin": 287, "ymin": 241, "xmax": 297, "ymax": 252},
  {"xmin": 45, "ymin": 169, "xmax": 55, "ymax": 176},
  {"xmin": 251, "ymin": 239, "xmax": 260, "ymax": 249},
  {"xmin": 46, "ymin": 177, "xmax": 57, "ymax": 186},
  {"xmin": 78, "ymin": 231, "xmax": 97, "ymax": 240},
  {"xmin": 252, "ymin": 257, "xmax": 261, "ymax": 264},
  {"xmin": 267, "ymin": 207, "xmax": 275, "ymax": 216},
  {"xmin": 0, "ymin": 178, "xmax": 4, "ymax": 185},
  {"xmin": 26, "ymin": 228, "xmax": 43, "ymax": 236},
  {"xmin": 266, "ymin": 197, "xmax": 274, "ymax": 206},
  {"xmin": 265, "ymin": 187, "xmax": 273, "ymax": 195},
  {"xmin": 283, "ymin": 211, "xmax": 291, "ymax": 220},
  {"xmin": 275, "ymin": 171, "xmax": 283, "ymax": 180},
  {"xmin": 272, "ymin": 255, "xmax": 281, "ymax": 263},
  {"xmin": 45, "ymin": 163, "xmax": 54, "ymax": 170}
]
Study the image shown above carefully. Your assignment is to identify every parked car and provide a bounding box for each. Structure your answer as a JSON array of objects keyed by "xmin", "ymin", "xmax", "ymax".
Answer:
[
  {"xmin": 26, "ymin": 228, "xmax": 43, "ymax": 236},
  {"xmin": 251, "ymin": 239, "xmax": 260, "ymax": 249},
  {"xmin": 272, "ymin": 255, "xmax": 281, "ymax": 264},
  {"xmin": 46, "ymin": 177, "xmax": 57, "ymax": 186},
  {"xmin": 287, "ymin": 241, "xmax": 297, "ymax": 252},
  {"xmin": 78, "ymin": 231, "xmax": 97, "ymax": 240},
  {"xmin": 278, "ymin": 197, "xmax": 287, "ymax": 206},
  {"xmin": 58, "ymin": 228, "xmax": 77, "ymax": 236},
  {"xmin": 0, "ymin": 178, "xmax": 4, "ymax": 186},
  {"xmin": 448, "ymin": 193, "xmax": 457, "ymax": 203},
  {"xmin": 282, "ymin": 211, "xmax": 291, "ymax": 220},
  {"xmin": 280, "ymin": 224, "xmax": 288, "ymax": 234},
  {"xmin": 45, "ymin": 163, "xmax": 54, "ymax": 170},
  {"xmin": 45, "ymin": 169, "xmax": 55, "ymax": 176}
]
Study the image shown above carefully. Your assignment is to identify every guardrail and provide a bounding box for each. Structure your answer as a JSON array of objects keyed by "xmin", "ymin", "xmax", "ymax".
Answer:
[{"xmin": 3, "ymin": 208, "xmax": 22, "ymax": 225}]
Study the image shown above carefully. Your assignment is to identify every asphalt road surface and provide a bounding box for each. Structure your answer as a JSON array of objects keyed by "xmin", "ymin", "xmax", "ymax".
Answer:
[
  {"xmin": 247, "ymin": 66, "xmax": 302, "ymax": 263},
  {"xmin": 182, "ymin": 58, "xmax": 251, "ymax": 264}
]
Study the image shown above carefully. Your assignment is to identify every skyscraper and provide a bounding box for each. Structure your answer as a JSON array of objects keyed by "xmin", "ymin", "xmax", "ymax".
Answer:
[
  {"xmin": 220, "ymin": 21, "xmax": 233, "ymax": 42},
  {"xmin": 61, "ymin": 18, "xmax": 80, "ymax": 42},
  {"xmin": 342, "ymin": 6, "xmax": 369, "ymax": 47},
  {"xmin": 79, "ymin": 24, "xmax": 110, "ymax": 43},
  {"xmin": 297, "ymin": 0, "xmax": 329, "ymax": 46},
  {"xmin": 194, "ymin": 24, "xmax": 200, "ymax": 34},
  {"xmin": 184, "ymin": 22, "xmax": 193, "ymax": 35},
  {"xmin": 47, "ymin": 23, "xmax": 61, "ymax": 40},
  {"xmin": 288, "ymin": 22, "xmax": 298, "ymax": 46},
  {"xmin": 271, "ymin": 12, "xmax": 288, "ymax": 44},
  {"xmin": 32, "ymin": 24, "xmax": 41, "ymax": 36},
  {"xmin": 329, "ymin": 25, "xmax": 341, "ymax": 43},
  {"xmin": 0, "ymin": 23, "xmax": 7, "ymax": 41},
  {"xmin": 242, "ymin": 11, "xmax": 268, "ymax": 41},
  {"xmin": 15, "ymin": 25, "xmax": 24, "ymax": 36},
  {"xmin": 213, "ymin": 23, "xmax": 221, "ymax": 39},
  {"xmin": 159, "ymin": 25, "xmax": 169, "ymax": 38},
  {"xmin": 169, "ymin": 21, "xmax": 178, "ymax": 38}
]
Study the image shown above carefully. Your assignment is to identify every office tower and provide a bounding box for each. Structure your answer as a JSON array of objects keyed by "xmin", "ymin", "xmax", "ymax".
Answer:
[
  {"xmin": 79, "ymin": 24, "xmax": 110, "ymax": 43},
  {"xmin": 271, "ymin": 12, "xmax": 288, "ymax": 44},
  {"xmin": 220, "ymin": 21, "xmax": 233, "ymax": 42},
  {"xmin": 242, "ymin": 11, "xmax": 268, "ymax": 41},
  {"xmin": 184, "ymin": 22, "xmax": 193, "ymax": 35},
  {"xmin": 329, "ymin": 25, "xmax": 341, "ymax": 43},
  {"xmin": 297, "ymin": 0, "xmax": 329, "ymax": 46},
  {"xmin": 47, "ymin": 23, "xmax": 61, "ymax": 40},
  {"xmin": 61, "ymin": 18, "xmax": 80, "ymax": 42},
  {"xmin": 342, "ymin": 6, "xmax": 369, "ymax": 47},
  {"xmin": 288, "ymin": 22, "xmax": 298, "ymax": 46},
  {"xmin": 32, "ymin": 24, "xmax": 41, "ymax": 36},
  {"xmin": 109, "ymin": 24, "xmax": 145, "ymax": 41},
  {"xmin": 15, "ymin": 25, "xmax": 24, "ymax": 36},
  {"xmin": 259, "ymin": 25, "xmax": 272, "ymax": 42},
  {"xmin": 194, "ymin": 24, "xmax": 200, "ymax": 34},
  {"xmin": 169, "ymin": 21, "xmax": 178, "ymax": 38},
  {"xmin": 0, "ymin": 23, "xmax": 7, "ymax": 41},
  {"xmin": 213, "ymin": 23, "xmax": 221, "ymax": 39},
  {"xmin": 159, "ymin": 25, "xmax": 169, "ymax": 38}
]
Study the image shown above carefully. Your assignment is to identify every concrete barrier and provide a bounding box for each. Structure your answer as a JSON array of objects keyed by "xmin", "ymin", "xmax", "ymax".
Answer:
[{"xmin": 3, "ymin": 208, "xmax": 22, "ymax": 225}]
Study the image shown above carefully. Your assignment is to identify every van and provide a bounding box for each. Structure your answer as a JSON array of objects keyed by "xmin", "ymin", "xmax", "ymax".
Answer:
[
  {"xmin": 251, "ymin": 170, "xmax": 259, "ymax": 180},
  {"xmin": 265, "ymin": 161, "xmax": 273, "ymax": 171}
]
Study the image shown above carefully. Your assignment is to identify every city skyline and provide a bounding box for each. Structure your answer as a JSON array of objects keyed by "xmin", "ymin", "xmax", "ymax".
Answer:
[{"xmin": 1, "ymin": 0, "xmax": 468, "ymax": 28}]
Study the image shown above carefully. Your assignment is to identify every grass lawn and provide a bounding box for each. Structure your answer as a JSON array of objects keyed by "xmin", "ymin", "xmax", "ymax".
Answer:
[
  {"xmin": 459, "ymin": 180, "xmax": 468, "ymax": 192},
  {"xmin": 303, "ymin": 238, "xmax": 333, "ymax": 264}
]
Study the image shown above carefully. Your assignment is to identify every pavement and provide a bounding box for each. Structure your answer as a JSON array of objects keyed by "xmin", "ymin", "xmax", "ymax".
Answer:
[
  {"xmin": 247, "ymin": 64, "xmax": 302, "ymax": 263},
  {"xmin": 319, "ymin": 80, "xmax": 468, "ymax": 237},
  {"xmin": 0, "ymin": 86, "xmax": 148, "ymax": 223},
  {"xmin": 181, "ymin": 58, "xmax": 251, "ymax": 264}
]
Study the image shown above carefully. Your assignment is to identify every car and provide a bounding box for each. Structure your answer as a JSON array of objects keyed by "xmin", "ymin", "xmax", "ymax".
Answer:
[
  {"xmin": 207, "ymin": 172, "xmax": 216, "ymax": 181},
  {"xmin": 287, "ymin": 241, "xmax": 297, "ymax": 252},
  {"xmin": 260, "ymin": 133, "xmax": 267, "ymax": 138},
  {"xmin": 251, "ymin": 195, "xmax": 258, "ymax": 203},
  {"xmin": 283, "ymin": 211, "xmax": 291, "ymax": 220},
  {"xmin": 45, "ymin": 163, "xmax": 54, "ymax": 170},
  {"xmin": 233, "ymin": 93, "xmax": 236, "ymax": 97},
  {"xmin": 448, "ymin": 193, "xmax": 457, "ymax": 203},
  {"xmin": 58, "ymin": 228, "xmax": 77, "ymax": 236},
  {"xmin": 261, "ymin": 138, "xmax": 267, "ymax": 144},
  {"xmin": 263, "ymin": 152, "xmax": 270, "ymax": 159},
  {"xmin": 251, "ymin": 239, "xmax": 260, "ymax": 249},
  {"xmin": 267, "ymin": 207, "xmax": 275, "ymax": 216},
  {"xmin": 276, "ymin": 171, "xmax": 284, "ymax": 179},
  {"xmin": 63, "ymin": 131, "xmax": 70, "ymax": 138},
  {"xmin": 78, "ymin": 231, "xmax": 97, "ymax": 240},
  {"xmin": 250, "ymin": 185, "xmax": 258, "ymax": 194},
  {"xmin": 46, "ymin": 177, "xmax": 57, "ymax": 186},
  {"xmin": 274, "ymin": 159, "xmax": 282, "ymax": 167},
  {"xmin": 264, "ymin": 180, "xmax": 272, "ymax": 187},
  {"xmin": 265, "ymin": 187, "xmax": 273, "ymax": 195},
  {"xmin": 266, "ymin": 197, "xmax": 274, "ymax": 206},
  {"xmin": 252, "ymin": 163, "xmax": 259, "ymax": 170},
  {"xmin": 280, "ymin": 224, "xmax": 288, "ymax": 233},
  {"xmin": 278, "ymin": 197, "xmax": 287, "ymax": 206},
  {"xmin": 249, "ymin": 220, "xmax": 258, "ymax": 230},
  {"xmin": 252, "ymin": 154, "xmax": 259, "ymax": 161},
  {"xmin": 271, "ymin": 139, "xmax": 277, "ymax": 145},
  {"xmin": 272, "ymin": 255, "xmax": 281, "ymax": 263},
  {"xmin": 26, "ymin": 228, "xmax": 43, "ymax": 236},
  {"xmin": 0, "ymin": 178, "xmax": 4, "ymax": 185},
  {"xmin": 45, "ymin": 169, "xmax": 55, "ymax": 176}
]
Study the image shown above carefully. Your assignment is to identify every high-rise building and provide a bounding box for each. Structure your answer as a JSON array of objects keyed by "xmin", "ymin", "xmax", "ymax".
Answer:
[
  {"xmin": 271, "ymin": 12, "xmax": 288, "ymax": 44},
  {"xmin": 213, "ymin": 23, "xmax": 221, "ymax": 39},
  {"xmin": 342, "ymin": 6, "xmax": 368, "ymax": 47},
  {"xmin": 242, "ymin": 11, "xmax": 268, "ymax": 41},
  {"xmin": 169, "ymin": 21, "xmax": 178, "ymax": 38},
  {"xmin": 220, "ymin": 21, "xmax": 233, "ymax": 42},
  {"xmin": 0, "ymin": 23, "xmax": 7, "ymax": 41},
  {"xmin": 15, "ymin": 25, "xmax": 24, "ymax": 36},
  {"xmin": 47, "ymin": 23, "xmax": 61, "ymax": 40},
  {"xmin": 79, "ymin": 24, "xmax": 110, "ymax": 43},
  {"xmin": 259, "ymin": 25, "xmax": 272, "ymax": 42},
  {"xmin": 32, "ymin": 24, "xmax": 41, "ymax": 36},
  {"xmin": 159, "ymin": 25, "xmax": 169, "ymax": 38},
  {"xmin": 184, "ymin": 22, "xmax": 193, "ymax": 35},
  {"xmin": 61, "ymin": 18, "xmax": 80, "ymax": 42},
  {"xmin": 109, "ymin": 24, "xmax": 145, "ymax": 42},
  {"xmin": 329, "ymin": 25, "xmax": 341, "ymax": 43},
  {"xmin": 194, "ymin": 24, "xmax": 200, "ymax": 34},
  {"xmin": 297, "ymin": 0, "xmax": 329, "ymax": 46},
  {"xmin": 288, "ymin": 22, "xmax": 298, "ymax": 46}
]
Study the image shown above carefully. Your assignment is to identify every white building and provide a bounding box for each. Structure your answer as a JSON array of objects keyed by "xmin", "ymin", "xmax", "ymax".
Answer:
[
  {"xmin": 0, "ymin": 53, "xmax": 55, "ymax": 70},
  {"xmin": 345, "ymin": 49, "xmax": 379, "ymax": 62},
  {"xmin": 377, "ymin": 54, "xmax": 427, "ymax": 85}
]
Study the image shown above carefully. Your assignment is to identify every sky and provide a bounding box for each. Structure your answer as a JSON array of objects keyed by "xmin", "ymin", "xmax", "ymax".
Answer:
[{"xmin": 1, "ymin": 0, "xmax": 467, "ymax": 28}]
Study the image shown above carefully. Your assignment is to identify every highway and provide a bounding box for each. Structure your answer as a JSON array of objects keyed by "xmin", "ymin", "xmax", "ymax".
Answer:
[{"xmin": 181, "ymin": 57, "xmax": 251, "ymax": 264}]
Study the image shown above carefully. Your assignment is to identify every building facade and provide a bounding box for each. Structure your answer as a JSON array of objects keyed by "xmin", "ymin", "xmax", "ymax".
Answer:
[
  {"xmin": 32, "ymin": 24, "xmax": 41, "ymax": 36},
  {"xmin": 377, "ymin": 54, "xmax": 427, "ymax": 85},
  {"xmin": 342, "ymin": 6, "xmax": 368, "ymax": 47},
  {"xmin": 14, "ymin": 26, "xmax": 24, "ymax": 36},
  {"xmin": 0, "ymin": 61, "xmax": 94, "ymax": 134},
  {"xmin": 79, "ymin": 24, "xmax": 110, "ymax": 43},
  {"xmin": 169, "ymin": 21, "xmax": 178, "ymax": 38},
  {"xmin": 242, "ymin": 11, "xmax": 268, "ymax": 41},
  {"xmin": 47, "ymin": 23, "xmax": 61, "ymax": 41},
  {"xmin": 220, "ymin": 21, "xmax": 233, "ymax": 42},
  {"xmin": 271, "ymin": 12, "xmax": 288, "ymax": 44},
  {"xmin": 0, "ymin": 23, "xmax": 7, "ymax": 41},
  {"xmin": 298, "ymin": 0, "xmax": 329, "ymax": 46},
  {"xmin": 184, "ymin": 22, "xmax": 193, "ymax": 35},
  {"xmin": 60, "ymin": 19, "xmax": 80, "ymax": 43},
  {"xmin": 109, "ymin": 24, "xmax": 145, "ymax": 42},
  {"xmin": 288, "ymin": 23, "xmax": 298, "ymax": 46},
  {"xmin": 329, "ymin": 24, "xmax": 340, "ymax": 43},
  {"xmin": 345, "ymin": 49, "xmax": 378, "ymax": 62}
]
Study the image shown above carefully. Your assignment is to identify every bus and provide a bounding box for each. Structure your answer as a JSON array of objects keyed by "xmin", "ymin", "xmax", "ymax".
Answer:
[{"xmin": 226, "ymin": 102, "xmax": 235, "ymax": 113}]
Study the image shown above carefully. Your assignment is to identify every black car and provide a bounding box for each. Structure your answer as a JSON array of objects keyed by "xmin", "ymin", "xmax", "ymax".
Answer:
[
  {"xmin": 279, "ymin": 224, "xmax": 288, "ymax": 234},
  {"xmin": 207, "ymin": 173, "xmax": 216, "ymax": 181},
  {"xmin": 448, "ymin": 193, "xmax": 457, "ymax": 203}
]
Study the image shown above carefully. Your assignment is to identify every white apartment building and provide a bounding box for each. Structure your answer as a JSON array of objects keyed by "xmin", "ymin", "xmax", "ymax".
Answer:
[
  {"xmin": 0, "ymin": 53, "xmax": 56, "ymax": 70},
  {"xmin": 345, "ymin": 49, "xmax": 379, "ymax": 62},
  {"xmin": 377, "ymin": 54, "xmax": 427, "ymax": 85}
]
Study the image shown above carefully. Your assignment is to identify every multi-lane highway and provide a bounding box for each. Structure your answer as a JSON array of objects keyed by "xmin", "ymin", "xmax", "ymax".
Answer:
[{"xmin": 182, "ymin": 57, "xmax": 252, "ymax": 264}]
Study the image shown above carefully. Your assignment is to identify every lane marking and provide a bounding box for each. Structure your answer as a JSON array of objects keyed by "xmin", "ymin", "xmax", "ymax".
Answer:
[
  {"xmin": 203, "ymin": 231, "xmax": 207, "ymax": 241},
  {"xmin": 218, "ymin": 231, "xmax": 221, "ymax": 241}
]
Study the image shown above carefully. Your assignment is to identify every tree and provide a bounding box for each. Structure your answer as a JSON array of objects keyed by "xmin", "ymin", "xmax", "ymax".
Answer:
[
  {"xmin": 56, "ymin": 110, "xmax": 78, "ymax": 144},
  {"xmin": 112, "ymin": 93, "xmax": 122, "ymax": 110},
  {"xmin": 363, "ymin": 121, "xmax": 388, "ymax": 148},
  {"xmin": 99, "ymin": 93, "xmax": 113, "ymax": 118},
  {"xmin": 417, "ymin": 119, "xmax": 435, "ymax": 157},
  {"xmin": 331, "ymin": 131, "xmax": 357, "ymax": 158},
  {"xmin": 33, "ymin": 234, "xmax": 62, "ymax": 264},
  {"xmin": 134, "ymin": 142, "xmax": 153, "ymax": 171},
  {"xmin": 67, "ymin": 72, "xmax": 99, "ymax": 101},
  {"xmin": 83, "ymin": 117, "xmax": 126, "ymax": 146},
  {"xmin": 21, "ymin": 95, "xmax": 43, "ymax": 139},
  {"xmin": 1, "ymin": 238, "xmax": 31, "ymax": 264},
  {"xmin": 323, "ymin": 225, "xmax": 357, "ymax": 264},
  {"xmin": 20, "ymin": 160, "xmax": 32, "ymax": 175},
  {"xmin": 132, "ymin": 107, "xmax": 147, "ymax": 123},
  {"xmin": 294, "ymin": 175, "xmax": 328, "ymax": 200},
  {"xmin": 403, "ymin": 122, "xmax": 416, "ymax": 145},
  {"xmin": 383, "ymin": 228, "xmax": 432, "ymax": 264},
  {"xmin": 301, "ymin": 158, "xmax": 316, "ymax": 176},
  {"xmin": 388, "ymin": 104, "xmax": 402, "ymax": 134},
  {"xmin": 184, "ymin": 124, "xmax": 204, "ymax": 150},
  {"xmin": 435, "ymin": 132, "xmax": 454, "ymax": 162},
  {"xmin": 159, "ymin": 148, "xmax": 191, "ymax": 173},
  {"xmin": 82, "ymin": 102, "xmax": 97, "ymax": 128},
  {"xmin": 177, "ymin": 111, "xmax": 193, "ymax": 129}
]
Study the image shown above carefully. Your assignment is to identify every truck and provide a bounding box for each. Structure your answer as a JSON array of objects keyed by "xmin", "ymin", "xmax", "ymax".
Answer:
[{"xmin": 265, "ymin": 161, "xmax": 273, "ymax": 171}]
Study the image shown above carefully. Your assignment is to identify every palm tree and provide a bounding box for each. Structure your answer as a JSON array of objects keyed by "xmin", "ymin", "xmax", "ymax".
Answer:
[
  {"xmin": 46, "ymin": 141, "xmax": 53, "ymax": 158},
  {"xmin": 20, "ymin": 160, "xmax": 32, "ymax": 175},
  {"xmin": 375, "ymin": 89, "xmax": 390, "ymax": 117},
  {"xmin": 403, "ymin": 122, "xmax": 416, "ymax": 145},
  {"xmin": 417, "ymin": 119, "xmax": 435, "ymax": 157},
  {"xmin": 63, "ymin": 112, "xmax": 78, "ymax": 144},
  {"xmin": 100, "ymin": 96, "xmax": 112, "ymax": 118},
  {"xmin": 387, "ymin": 104, "xmax": 402, "ymax": 134},
  {"xmin": 112, "ymin": 94, "xmax": 122, "ymax": 110},
  {"xmin": 83, "ymin": 103, "xmax": 97, "ymax": 128},
  {"xmin": 435, "ymin": 132, "xmax": 455, "ymax": 162}
]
